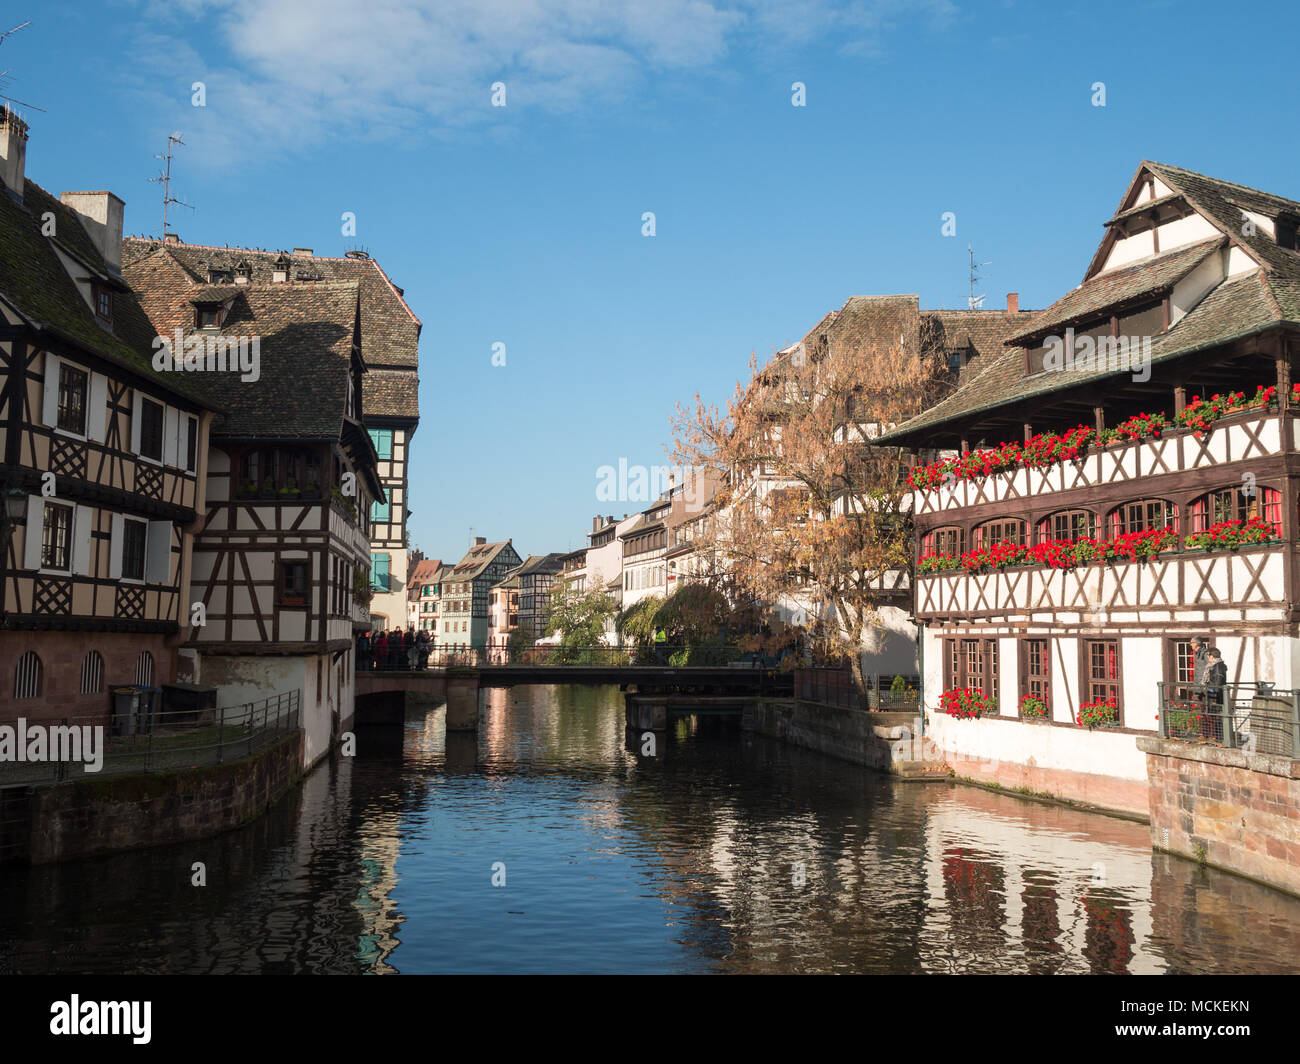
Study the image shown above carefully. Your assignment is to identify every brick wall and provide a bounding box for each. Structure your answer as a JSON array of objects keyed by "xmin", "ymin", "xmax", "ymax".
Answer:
[
  {"xmin": 1140, "ymin": 736, "xmax": 1300, "ymax": 898},
  {"xmin": 0, "ymin": 631, "xmax": 175, "ymax": 724}
]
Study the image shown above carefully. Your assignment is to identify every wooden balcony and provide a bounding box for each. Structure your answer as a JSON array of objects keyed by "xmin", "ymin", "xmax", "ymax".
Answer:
[
  {"xmin": 916, "ymin": 542, "xmax": 1285, "ymax": 620},
  {"xmin": 913, "ymin": 409, "xmax": 1294, "ymax": 517}
]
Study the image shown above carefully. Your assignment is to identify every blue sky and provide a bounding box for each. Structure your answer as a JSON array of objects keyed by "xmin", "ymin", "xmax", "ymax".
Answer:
[{"xmin": 9, "ymin": 0, "xmax": 1299, "ymax": 564}]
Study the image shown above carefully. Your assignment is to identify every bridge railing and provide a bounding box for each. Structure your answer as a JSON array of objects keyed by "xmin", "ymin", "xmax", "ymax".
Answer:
[{"xmin": 358, "ymin": 643, "xmax": 763, "ymax": 670}]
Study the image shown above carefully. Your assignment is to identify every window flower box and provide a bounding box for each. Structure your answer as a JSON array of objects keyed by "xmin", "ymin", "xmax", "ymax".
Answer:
[
  {"xmin": 939, "ymin": 687, "xmax": 997, "ymax": 719},
  {"xmin": 1077, "ymin": 699, "xmax": 1119, "ymax": 729},
  {"xmin": 1019, "ymin": 695, "xmax": 1049, "ymax": 721}
]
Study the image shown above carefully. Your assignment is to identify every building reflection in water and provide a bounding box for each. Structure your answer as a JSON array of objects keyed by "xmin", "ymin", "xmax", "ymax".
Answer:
[{"xmin": 2, "ymin": 685, "xmax": 1300, "ymax": 973}]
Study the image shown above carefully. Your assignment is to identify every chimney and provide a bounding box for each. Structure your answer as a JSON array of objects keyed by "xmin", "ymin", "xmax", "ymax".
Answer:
[
  {"xmin": 0, "ymin": 107, "xmax": 28, "ymax": 201},
  {"xmin": 592, "ymin": 516, "xmax": 600, "ymax": 533},
  {"xmin": 474, "ymin": 536, "xmax": 486, "ymax": 546},
  {"xmin": 163, "ymin": 232, "xmax": 181, "ymax": 245},
  {"xmin": 1006, "ymin": 292, "xmax": 1019, "ymax": 314},
  {"xmin": 60, "ymin": 191, "xmax": 126, "ymax": 273},
  {"xmin": 293, "ymin": 247, "xmax": 313, "ymax": 257}
]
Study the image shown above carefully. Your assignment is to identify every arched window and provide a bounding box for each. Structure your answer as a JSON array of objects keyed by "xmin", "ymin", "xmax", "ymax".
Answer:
[
  {"xmin": 14, "ymin": 651, "xmax": 42, "ymax": 699},
  {"xmin": 973, "ymin": 518, "xmax": 1026, "ymax": 547},
  {"xmin": 135, "ymin": 651, "xmax": 155, "ymax": 686},
  {"xmin": 1108, "ymin": 498, "xmax": 1178, "ymax": 536},
  {"xmin": 1190, "ymin": 485, "xmax": 1282, "ymax": 535},
  {"xmin": 80, "ymin": 650, "xmax": 104, "ymax": 694},
  {"xmin": 921, "ymin": 526, "xmax": 965, "ymax": 556},
  {"xmin": 1036, "ymin": 509, "xmax": 1098, "ymax": 543}
]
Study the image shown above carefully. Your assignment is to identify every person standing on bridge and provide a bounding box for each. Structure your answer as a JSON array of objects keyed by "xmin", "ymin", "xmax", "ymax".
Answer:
[
  {"xmin": 655, "ymin": 627, "xmax": 668, "ymax": 665},
  {"xmin": 373, "ymin": 630, "xmax": 389, "ymax": 670}
]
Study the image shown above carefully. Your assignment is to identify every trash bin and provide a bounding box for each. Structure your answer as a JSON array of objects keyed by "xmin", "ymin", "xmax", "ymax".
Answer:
[{"xmin": 111, "ymin": 686, "xmax": 160, "ymax": 736}]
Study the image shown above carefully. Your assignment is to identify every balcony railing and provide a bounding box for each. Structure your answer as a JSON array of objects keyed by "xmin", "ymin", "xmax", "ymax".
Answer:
[
  {"xmin": 917, "ymin": 542, "xmax": 1283, "ymax": 617},
  {"xmin": 914, "ymin": 408, "xmax": 1291, "ymax": 516},
  {"xmin": 1157, "ymin": 681, "xmax": 1299, "ymax": 757}
]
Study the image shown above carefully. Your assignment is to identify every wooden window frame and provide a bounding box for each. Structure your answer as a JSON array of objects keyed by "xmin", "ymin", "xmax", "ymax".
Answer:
[
  {"xmin": 279, "ymin": 559, "xmax": 310, "ymax": 609},
  {"xmin": 41, "ymin": 501, "xmax": 73, "ymax": 571},
  {"xmin": 1080, "ymin": 638, "xmax": 1123, "ymax": 721},
  {"xmin": 1189, "ymin": 485, "xmax": 1282, "ymax": 534},
  {"xmin": 1037, "ymin": 509, "xmax": 1098, "ymax": 544},
  {"xmin": 1020, "ymin": 637, "xmax": 1051, "ymax": 709},
  {"xmin": 139, "ymin": 398, "xmax": 165, "ymax": 462},
  {"xmin": 974, "ymin": 518, "xmax": 1025, "ymax": 547},
  {"xmin": 93, "ymin": 284, "xmax": 113, "ymax": 323},
  {"xmin": 120, "ymin": 517, "xmax": 147, "ymax": 582},
  {"xmin": 56, "ymin": 362, "xmax": 88, "ymax": 436},
  {"xmin": 1108, "ymin": 498, "xmax": 1177, "ymax": 536}
]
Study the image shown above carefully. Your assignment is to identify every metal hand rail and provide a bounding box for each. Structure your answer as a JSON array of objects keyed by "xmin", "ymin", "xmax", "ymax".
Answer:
[
  {"xmin": 1157, "ymin": 681, "xmax": 1299, "ymax": 757},
  {"xmin": 0, "ymin": 690, "xmax": 302, "ymax": 788}
]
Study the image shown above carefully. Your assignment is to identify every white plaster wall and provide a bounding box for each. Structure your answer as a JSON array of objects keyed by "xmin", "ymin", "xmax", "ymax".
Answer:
[
  {"xmin": 925, "ymin": 712, "xmax": 1150, "ymax": 782},
  {"xmin": 1227, "ymin": 247, "xmax": 1257, "ymax": 277},
  {"xmin": 1171, "ymin": 250, "xmax": 1225, "ymax": 322},
  {"xmin": 1157, "ymin": 212, "xmax": 1218, "ymax": 251}
]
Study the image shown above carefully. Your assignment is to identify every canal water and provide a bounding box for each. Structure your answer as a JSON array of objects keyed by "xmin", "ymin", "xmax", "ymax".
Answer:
[{"xmin": 1, "ymin": 684, "xmax": 1298, "ymax": 974}]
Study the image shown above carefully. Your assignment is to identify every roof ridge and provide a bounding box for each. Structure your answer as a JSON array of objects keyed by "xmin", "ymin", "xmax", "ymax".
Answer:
[{"xmin": 1146, "ymin": 161, "xmax": 1300, "ymax": 212}]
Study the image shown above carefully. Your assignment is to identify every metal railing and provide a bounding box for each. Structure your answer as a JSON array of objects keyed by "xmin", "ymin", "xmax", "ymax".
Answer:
[
  {"xmin": 357, "ymin": 643, "xmax": 753, "ymax": 670},
  {"xmin": 1157, "ymin": 681, "xmax": 1299, "ymax": 757},
  {"xmin": 0, "ymin": 690, "xmax": 301, "ymax": 788},
  {"xmin": 795, "ymin": 668, "xmax": 920, "ymax": 711}
]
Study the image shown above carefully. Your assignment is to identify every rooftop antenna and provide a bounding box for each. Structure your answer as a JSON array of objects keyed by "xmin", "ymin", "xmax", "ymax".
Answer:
[
  {"xmin": 149, "ymin": 132, "xmax": 193, "ymax": 239},
  {"xmin": 0, "ymin": 20, "xmax": 44, "ymax": 112},
  {"xmin": 968, "ymin": 244, "xmax": 991, "ymax": 310}
]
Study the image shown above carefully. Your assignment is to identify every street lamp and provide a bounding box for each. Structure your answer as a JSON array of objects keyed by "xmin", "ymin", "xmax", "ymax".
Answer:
[{"xmin": 0, "ymin": 476, "xmax": 27, "ymax": 628}]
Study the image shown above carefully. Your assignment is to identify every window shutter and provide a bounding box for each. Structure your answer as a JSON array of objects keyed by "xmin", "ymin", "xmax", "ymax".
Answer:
[
  {"xmin": 130, "ymin": 392, "xmax": 142, "ymax": 452},
  {"xmin": 41, "ymin": 354, "xmax": 60, "ymax": 427},
  {"xmin": 23, "ymin": 495, "xmax": 43, "ymax": 570},
  {"xmin": 145, "ymin": 520, "xmax": 172, "ymax": 583},
  {"xmin": 86, "ymin": 374, "xmax": 108, "ymax": 442},
  {"xmin": 162, "ymin": 406, "xmax": 179, "ymax": 467},
  {"xmin": 72, "ymin": 505, "xmax": 93, "ymax": 575},
  {"xmin": 109, "ymin": 513, "xmax": 124, "ymax": 580}
]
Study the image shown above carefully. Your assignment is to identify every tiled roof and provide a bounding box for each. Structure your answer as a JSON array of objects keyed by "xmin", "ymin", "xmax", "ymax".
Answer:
[
  {"xmin": 513, "ymin": 553, "xmax": 565, "ymax": 576},
  {"xmin": 409, "ymin": 559, "xmax": 441, "ymax": 586},
  {"xmin": 447, "ymin": 541, "xmax": 515, "ymax": 582},
  {"xmin": 877, "ymin": 270, "xmax": 1288, "ymax": 444},
  {"xmin": 365, "ymin": 367, "xmax": 419, "ymax": 418},
  {"xmin": 879, "ymin": 161, "xmax": 1300, "ymax": 445},
  {"xmin": 123, "ymin": 243, "xmax": 360, "ymax": 438},
  {"xmin": 1004, "ymin": 238, "xmax": 1223, "ymax": 345},
  {"xmin": 121, "ymin": 238, "xmax": 420, "ymax": 421},
  {"xmin": 0, "ymin": 181, "xmax": 214, "ymax": 406}
]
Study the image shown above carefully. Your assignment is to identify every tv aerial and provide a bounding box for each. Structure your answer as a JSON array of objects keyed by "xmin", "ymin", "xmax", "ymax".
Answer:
[
  {"xmin": 967, "ymin": 244, "xmax": 991, "ymax": 310},
  {"xmin": 149, "ymin": 133, "xmax": 194, "ymax": 239},
  {"xmin": 0, "ymin": 21, "xmax": 44, "ymax": 112}
]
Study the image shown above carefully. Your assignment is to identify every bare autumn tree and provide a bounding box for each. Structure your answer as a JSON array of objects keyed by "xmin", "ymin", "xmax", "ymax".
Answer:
[{"xmin": 670, "ymin": 323, "xmax": 947, "ymax": 701}]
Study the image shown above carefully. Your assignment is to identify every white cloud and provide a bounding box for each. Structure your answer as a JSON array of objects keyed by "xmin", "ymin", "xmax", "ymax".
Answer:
[{"xmin": 125, "ymin": 0, "xmax": 958, "ymax": 162}]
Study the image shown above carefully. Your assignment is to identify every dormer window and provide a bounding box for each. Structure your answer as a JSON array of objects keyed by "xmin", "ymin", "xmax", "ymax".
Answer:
[
  {"xmin": 1276, "ymin": 215, "xmax": 1298, "ymax": 251},
  {"xmin": 207, "ymin": 268, "xmax": 233, "ymax": 284},
  {"xmin": 196, "ymin": 303, "xmax": 222, "ymax": 329},
  {"xmin": 93, "ymin": 283, "xmax": 112, "ymax": 323}
]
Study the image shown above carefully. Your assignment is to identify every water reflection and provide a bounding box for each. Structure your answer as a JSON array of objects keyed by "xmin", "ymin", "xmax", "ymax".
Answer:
[{"xmin": 0, "ymin": 684, "xmax": 1297, "ymax": 973}]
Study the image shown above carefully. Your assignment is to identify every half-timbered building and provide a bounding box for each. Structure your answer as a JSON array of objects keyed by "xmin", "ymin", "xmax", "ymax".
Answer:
[
  {"xmin": 878, "ymin": 160, "xmax": 1300, "ymax": 816},
  {"xmin": 123, "ymin": 245, "xmax": 384, "ymax": 769},
  {"xmin": 0, "ymin": 110, "xmax": 218, "ymax": 722},
  {"xmin": 120, "ymin": 238, "xmax": 420, "ymax": 634},
  {"xmin": 440, "ymin": 538, "xmax": 522, "ymax": 650}
]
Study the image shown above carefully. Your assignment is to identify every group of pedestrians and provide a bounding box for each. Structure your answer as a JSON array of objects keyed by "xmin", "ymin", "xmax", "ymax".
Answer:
[{"xmin": 356, "ymin": 626, "xmax": 431, "ymax": 670}]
